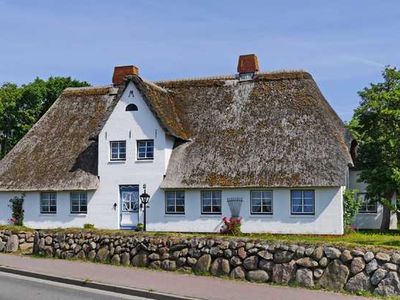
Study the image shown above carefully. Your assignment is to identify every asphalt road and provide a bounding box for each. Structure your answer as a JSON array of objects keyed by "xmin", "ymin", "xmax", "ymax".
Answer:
[{"xmin": 0, "ymin": 272, "xmax": 152, "ymax": 300}]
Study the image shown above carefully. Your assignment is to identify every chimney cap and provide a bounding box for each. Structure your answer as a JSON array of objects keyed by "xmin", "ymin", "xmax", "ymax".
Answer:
[
  {"xmin": 112, "ymin": 65, "xmax": 139, "ymax": 85},
  {"xmin": 237, "ymin": 54, "xmax": 259, "ymax": 74}
]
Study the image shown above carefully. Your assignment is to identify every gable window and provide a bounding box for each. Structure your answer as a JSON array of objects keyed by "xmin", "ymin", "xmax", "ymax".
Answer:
[
  {"xmin": 358, "ymin": 193, "xmax": 377, "ymax": 213},
  {"xmin": 125, "ymin": 104, "xmax": 138, "ymax": 111},
  {"xmin": 110, "ymin": 141, "xmax": 126, "ymax": 161},
  {"xmin": 70, "ymin": 192, "xmax": 88, "ymax": 214},
  {"xmin": 201, "ymin": 191, "xmax": 222, "ymax": 214},
  {"xmin": 40, "ymin": 192, "xmax": 57, "ymax": 214},
  {"xmin": 291, "ymin": 190, "xmax": 315, "ymax": 215},
  {"xmin": 137, "ymin": 140, "xmax": 154, "ymax": 160},
  {"xmin": 251, "ymin": 190, "xmax": 273, "ymax": 214},
  {"xmin": 165, "ymin": 191, "xmax": 185, "ymax": 214}
]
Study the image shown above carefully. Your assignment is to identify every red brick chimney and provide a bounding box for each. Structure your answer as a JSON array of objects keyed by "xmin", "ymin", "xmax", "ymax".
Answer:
[
  {"xmin": 237, "ymin": 54, "xmax": 259, "ymax": 74},
  {"xmin": 112, "ymin": 65, "xmax": 139, "ymax": 85}
]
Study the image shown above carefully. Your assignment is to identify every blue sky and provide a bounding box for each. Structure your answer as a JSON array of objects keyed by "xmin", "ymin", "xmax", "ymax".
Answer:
[{"xmin": 0, "ymin": 0, "xmax": 399, "ymax": 121}]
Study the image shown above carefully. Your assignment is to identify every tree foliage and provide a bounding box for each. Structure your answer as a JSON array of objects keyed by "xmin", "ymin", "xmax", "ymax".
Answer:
[
  {"xmin": 8, "ymin": 194, "xmax": 24, "ymax": 226},
  {"xmin": 0, "ymin": 77, "xmax": 90, "ymax": 158},
  {"xmin": 343, "ymin": 188, "xmax": 361, "ymax": 231},
  {"xmin": 349, "ymin": 66, "xmax": 400, "ymax": 228}
]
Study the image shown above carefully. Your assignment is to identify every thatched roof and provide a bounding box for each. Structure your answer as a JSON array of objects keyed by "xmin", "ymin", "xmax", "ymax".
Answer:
[
  {"xmin": 0, "ymin": 86, "xmax": 119, "ymax": 191},
  {"xmin": 157, "ymin": 71, "xmax": 353, "ymax": 188},
  {"xmin": 0, "ymin": 70, "xmax": 353, "ymax": 191}
]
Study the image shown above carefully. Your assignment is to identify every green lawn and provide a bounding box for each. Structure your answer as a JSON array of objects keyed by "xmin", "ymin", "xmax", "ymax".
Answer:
[{"xmin": 1, "ymin": 225, "xmax": 400, "ymax": 250}]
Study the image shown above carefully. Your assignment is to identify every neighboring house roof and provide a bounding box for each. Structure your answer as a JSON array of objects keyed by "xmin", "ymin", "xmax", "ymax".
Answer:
[{"xmin": 0, "ymin": 69, "xmax": 353, "ymax": 191}]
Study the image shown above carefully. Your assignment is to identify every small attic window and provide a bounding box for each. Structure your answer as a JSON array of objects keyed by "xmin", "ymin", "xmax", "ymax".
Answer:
[{"xmin": 126, "ymin": 104, "xmax": 138, "ymax": 111}]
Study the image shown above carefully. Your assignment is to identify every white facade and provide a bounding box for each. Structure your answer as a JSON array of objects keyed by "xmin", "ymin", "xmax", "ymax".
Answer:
[
  {"xmin": 350, "ymin": 170, "xmax": 397, "ymax": 229},
  {"xmin": 0, "ymin": 80, "xmax": 350, "ymax": 234}
]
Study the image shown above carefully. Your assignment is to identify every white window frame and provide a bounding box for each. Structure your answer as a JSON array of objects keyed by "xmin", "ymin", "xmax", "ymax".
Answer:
[
  {"xmin": 201, "ymin": 190, "xmax": 222, "ymax": 215},
  {"xmin": 70, "ymin": 192, "xmax": 88, "ymax": 214},
  {"xmin": 358, "ymin": 193, "xmax": 377, "ymax": 214},
  {"xmin": 291, "ymin": 190, "xmax": 315, "ymax": 215},
  {"xmin": 40, "ymin": 192, "xmax": 57, "ymax": 214},
  {"xmin": 137, "ymin": 140, "xmax": 154, "ymax": 160},
  {"xmin": 165, "ymin": 191, "xmax": 185, "ymax": 214},
  {"xmin": 110, "ymin": 141, "xmax": 126, "ymax": 161},
  {"xmin": 250, "ymin": 190, "xmax": 273, "ymax": 215}
]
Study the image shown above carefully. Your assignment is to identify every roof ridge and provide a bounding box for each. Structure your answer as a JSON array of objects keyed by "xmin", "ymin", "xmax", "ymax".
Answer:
[{"xmin": 154, "ymin": 69, "xmax": 308, "ymax": 84}]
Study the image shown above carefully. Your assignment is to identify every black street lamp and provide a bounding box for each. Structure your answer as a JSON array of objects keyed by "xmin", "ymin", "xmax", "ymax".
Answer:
[{"xmin": 140, "ymin": 184, "xmax": 150, "ymax": 231}]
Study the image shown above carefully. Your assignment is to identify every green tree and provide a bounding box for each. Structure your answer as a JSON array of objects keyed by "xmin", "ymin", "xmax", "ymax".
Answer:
[
  {"xmin": 0, "ymin": 77, "xmax": 90, "ymax": 158},
  {"xmin": 349, "ymin": 66, "xmax": 400, "ymax": 229}
]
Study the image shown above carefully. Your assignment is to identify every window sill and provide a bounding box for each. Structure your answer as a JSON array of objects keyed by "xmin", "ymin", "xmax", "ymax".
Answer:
[
  {"xmin": 289, "ymin": 214, "xmax": 315, "ymax": 219},
  {"xmin": 108, "ymin": 161, "xmax": 126, "ymax": 164},
  {"xmin": 39, "ymin": 214, "xmax": 57, "ymax": 217},
  {"xmin": 200, "ymin": 214, "xmax": 222, "ymax": 218},
  {"xmin": 165, "ymin": 214, "xmax": 185, "ymax": 217},
  {"xmin": 135, "ymin": 160, "xmax": 154, "ymax": 163},
  {"xmin": 69, "ymin": 213, "xmax": 87, "ymax": 217},
  {"xmin": 248, "ymin": 214, "xmax": 273, "ymax": 218}
]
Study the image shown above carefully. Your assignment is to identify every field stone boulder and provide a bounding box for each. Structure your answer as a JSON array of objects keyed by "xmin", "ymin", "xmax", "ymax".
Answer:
[
  {"xmin": 312, "ymin": 247, "xmax": 324, "ymax": 261},
  {"xmin": 243, "ymin": 256, "xmax": 258, "ymax": 270},
  {"xmin": 0, "ymin": 240, "xmax": 5, "ymax": 252},
  {"xmin": 376, "ymin": 252, "xmax": 391, "ymax": 262},
  {"xmin": 121, "ymin": 252, "xmax": 130, "ymax": 266},
  {"xmin": 391, "ymin": 253, "xmax": 400, "ymax": 264},
  {"xmin": 345, "ymin": 272, "xmax": 371, "ymax": 293},
  {"xmin": 371, "ymin": 268, "xmax": 388, "ymax": 286},
  {"xmin": 364, "ymin": 251, "xmax": 375, "ymax": 263},
  {"xmin": 131, "ymin": 251, "xmax": 148, "ymax": 267},
  {"xmin": 210, "ymin": 258, "xmax": 230, "ymax": 276},
  {"xmin": 258, "ymin": 250, "xmax": 273, "ymax": 260},
  {"xmin": 5, "ymin": 235, "xmax": 19, "ymax": 252},
  {"xmin": 296, "ymin": 268, "xmax": 314, "ymax": 287},
  {"xmin": 324, "ymin": 247, "xmax": 341, "ymax": 259},
  {"xmin": 96, "ymin": 247, "xmax": 110, "ymax": 262},
  {"xmin": 375, "ymin": 272, "xmax": 400, "ymax": 296},
  {"xmin": 273, "ymin": 250, "xmax": 294, "ymax": 263},
  {"xmin": 319, "ymin": 259, "xmax": 349, "ymax": 291},
  {"xmin": 272, "ymin": 261, "xmax": 296, "ymax": 284},
  {"xmin": 246, "ymin": 270, "xmax": 269, "ymax": 283},
  {"xmin": 296, "ymin": 257, "xmax": 318, "ymax": 268},
  {"xmin": 87, "ymin": 250, "xmax": 96, "ymax": 261},
  {"xmin": 351, "ymin": 257, "xmax": 365, "ymax": 275},
  {"xmin": 194, "ymin": 254, "xmax": 211, "ymax": 273},
  {"xmin": 319, "ymin": 257, "xmax": 328, "ymax": 267},
  {"xmin": 365, "ymin": 259, "xmax": 379, "ymax": 274},
  {"xmin": 313, "ymin": 268, "xmax": 324, "ymax": 279},
  {"xmin": 19, "ymin": 243, "xmax": 33, "ymax": 254},
  {"xmin": 340, "ymin": 250, "xmax": 352, "ymax": 263},
  {"xmin": 230, "ymin": 266, "xmax": 246, "ymax": 279},
  {"xmin": 259, "ymin": 259, "xmax": 274, "ymax": 272},
  {"xmin": 111, "ymin": 254, "xmax": 120, "ymax": 265},
  {"xmin": 161, "ymin": 260, "xmax": 176, "ymax": 271}
]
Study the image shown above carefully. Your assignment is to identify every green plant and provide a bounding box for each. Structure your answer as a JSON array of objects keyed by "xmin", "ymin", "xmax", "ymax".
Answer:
[
  {"xmin": 343, "ymin": 188, "xmax": 361, "ymax": 231},
  {"xmin": 83, "ymin": 223, "xmax": 95, "ymax": 229},
  {"xmin": 136, "ymin": 223, "xmax": 144, "ymax": 232},
  {"xmin": 220, "ymin": 217, "xmax": 242, "ymax": 235},
  {"xmin": 8, "ymin": 194, "xmax": 24, "ymax": 226}
]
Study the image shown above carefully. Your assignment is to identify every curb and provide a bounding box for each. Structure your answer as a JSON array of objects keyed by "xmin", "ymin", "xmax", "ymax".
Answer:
[{"xmin": 0, "ymin": 266, "xmax": 197, "ymax": 300}]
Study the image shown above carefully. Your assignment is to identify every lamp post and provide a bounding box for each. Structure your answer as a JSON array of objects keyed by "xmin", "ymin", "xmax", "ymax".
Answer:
[{"xmin": 140, "ymin": 184, "xmax": 150, "ymax": 232}]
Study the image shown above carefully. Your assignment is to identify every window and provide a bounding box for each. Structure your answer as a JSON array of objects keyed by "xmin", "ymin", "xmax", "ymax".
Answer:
[
  {"xmin": 165, "ymin": 191, "xmax": 185, "ymax": 214},
  {"xmin": 70, "ymin": 192, "xmax": 88, "ymax": 214},
  {"xmin": 291, "ymin": 190, "xmax": 315, "ymax": 215},
  {"xmin": 110, "ymin": 141, "xmax": 126, "ymax": 161},
  {"xmin": 40, "ymin": 192, "xmax": 57, "ymax": 214},
  {"xmin": 251, "ymin": 190, "xmax": 273, "ymax": 214},
  {"xmin": 201, "ymin": 191, "xmax": 222, "ymax": 214},
  {"xmin": 137, "ymin": 140, "xmax": 154, "ymax": 160},
  {"xmin": 120, "ymin": 185, "xmax": 139, "ymax": 212},
  {"xmin": 358, "ymin": 193, "xmax": 377, "ymax": 213},
  {"xmin": 125, "ymin": 104, "xmax": 138, "ymax": 111}
]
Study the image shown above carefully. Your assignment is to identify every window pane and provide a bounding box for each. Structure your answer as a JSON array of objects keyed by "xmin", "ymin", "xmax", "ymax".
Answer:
[
  {"xmin": 252, "ymin": 198, "xmax": 262, "ymax": 206},
  {"xmin": 292, "ymin": 205, "xmax": 303, "ymax": 213},
  {"xmin": 252, "ymin": 191, "xmax": 262, "ymax": 199},
  {"xmin": 292, "ymin": 198, "xmax": 302, "ymax": 206},
  {"xmin": 176, "ymin": 205, "xmax": 184, "ymax": 212},
  {"xmin": 304, "ymin": 198, "xmax": 314, "ymax": 206},
  {"xmin": 203, "ymin": 205, "xmax": 212, "ymax": 212},
  {"xmin": 292, "ymin": 191, "xmax": 302, "ymax": 199},
  {"xmin": 166, "ymin": 205, "xmax": 175, "ymax": 212},
  {"xmin": 71, "ymin": 205, "xmax": 79, "ymax": 212},
  {"xmin": 202, "ymin": 191, "xmax": 211, "ymax": 199},
  {"xmin": 212, "ymin": 205, "xmax": 221, "ymax": 213},
  {"xmin": 176, "ymin": 199, "xmax": 184, "ymax": 206},
  {"xmin": 262, "ymin": 205, "xmax": 272, "ymax": 213},
  {"xmin": 203, "ymin": 198, "xmax": 211, "ymax": 206},
  {"xmin": 303, "ymin": 191, "xmax": 314, "ymax": 198},
  {"xmin": 252, "ymin": 205, "xmax": 261, "ymax": 213},
  {"xmin": 304, "ymin": 205, "xmax": 314, "ymax": 213}
]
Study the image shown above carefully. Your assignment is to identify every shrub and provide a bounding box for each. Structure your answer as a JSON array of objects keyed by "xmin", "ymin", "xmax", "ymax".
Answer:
[
  {"xmin": 220, "ymin": 216, "xmax": 242, "ymax": 235},
  {"xmin": 83, "ymin": 223, "xmax": 95, "ymax": 229},
  {"xmin": 136, "ymin": 223, "xmax": 144, "ymax": 232},
  {"xmin": 343, "ymin": 188, "xmax": 361, "ymax": 231},
  {"xmin": 8, "ymin": 194, "xmax": 24, "ymax": 226}
]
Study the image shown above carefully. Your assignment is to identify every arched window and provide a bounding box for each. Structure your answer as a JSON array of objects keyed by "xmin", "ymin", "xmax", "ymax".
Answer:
[{"xmin": 125, "ymin": 104, "xmax": 138, "ymax": 111}]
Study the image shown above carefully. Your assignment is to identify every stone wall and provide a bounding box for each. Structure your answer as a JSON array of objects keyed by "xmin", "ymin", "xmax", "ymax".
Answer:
[
  {"xmin": 0, "ymin": 230, "xmax": 34, "ymax": 253},
  {"xmin": 1, "ymin": 230, "xmax": 400, "ymax": 297}
]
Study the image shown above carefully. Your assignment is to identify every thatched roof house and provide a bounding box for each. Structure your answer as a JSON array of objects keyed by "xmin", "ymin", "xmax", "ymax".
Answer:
[{"xmin": 0, "ymin": 56, "xmax": 353, "ymax": 192}]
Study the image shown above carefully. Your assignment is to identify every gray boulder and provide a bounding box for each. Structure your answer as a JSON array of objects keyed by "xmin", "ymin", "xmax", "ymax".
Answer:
[
  {"xmin": 365, "ymin": 259, "xmax": 379, "ymax": 274},
  {"xmin": 371, "ymin": 268, "xmax": 387, "ymax": 286},
  {"xmin": 161, "ymin": 260, "xmax": 176, "ymax": 271},
  {"xmin": 246, "ymin": 270, "xmax": 269, "ymax": 283},
  {"xmin": 5, "ymin": 235, "xmax": 19, "ymax": 253},
  {"xmin": 364, "ymin": 251, "xmax": 374, "ymax": 263},
  {"xmin": 120, "ymin": 252, "xmax": 130, "ymax": 266},
  {"xmin": 296, "ymin": 268, "xmax": 314, "ymax": 287},
  {"xmin": 296, "ymin": 257, "xmax": 318, "ymax": 268},
  {"xmin": 230, "ymin": 266, "xmax": 245, "ymax": 279},
  {"xmin": 194, "ymin": 254, "xmax": 211, "ymax": 273},
  {"xmin": 319, "ymin": 259, "xmax": 349, "ymax": 291},
  {"xmin": 111, "ymin": 254, "xmax": 120, "ymax": 265},
  {"xmin": 243, "ymin": 256, "xmax": 258, "ymax": 270},
  {"xmin": 313, "ymin": 268, "xmax": 323, "ymax": 279},
  {"xmin": 210, "ymin": 258, "xmax": 230, "ymax": 276},
  {"xmin": 345, "ymin": 272, "xmax": 371, "ymax": 293},
  {"xmin": 324, "ymin": 247, "xmax": 341, "ymax": 259},
  {"xmin": 312, "ymin": 246, "xmax": 324, "ymax": 261},
  {"xmin": 375, "ymin": 272, "xmax": 400, "ymax": 296},
  {"xmin": 350, "ymin": 257, "xmax": 365, "ymax": 275},
  {"xmin": 340, "ymin": 250, "xmax": 352, "ymax": 263},
  {"xmin": 95, "ymin": 247, "xmax": 110, "ymax": 262},
  {"xmin": 273, "ymin": 250, "xmax": 294, "ymax": 263},
  {"xmin": 376, "ymin": 252, "xmax": 390, "ymax": 262},
  {"xmin": 131, "ymin": 251, "xmax": 148, "ymax": 267},
  {"xmin": 272, "ymin": 261, "xmax": 296, "ymax": 284}
]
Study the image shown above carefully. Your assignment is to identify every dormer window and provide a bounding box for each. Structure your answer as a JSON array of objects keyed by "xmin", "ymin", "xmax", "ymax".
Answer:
[
  {"xmin": 126, "ymin": 104, "xmax": 138, "ymax": 111},
  {"xmin": 137, "ymin": 140, "xmax": 154, "ymax": 160}
]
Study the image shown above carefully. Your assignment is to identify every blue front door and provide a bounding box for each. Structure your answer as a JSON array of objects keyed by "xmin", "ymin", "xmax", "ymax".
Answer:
[{"xmin": 119, "ymin": 185, "xmax": 139, "ymax": 229}]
